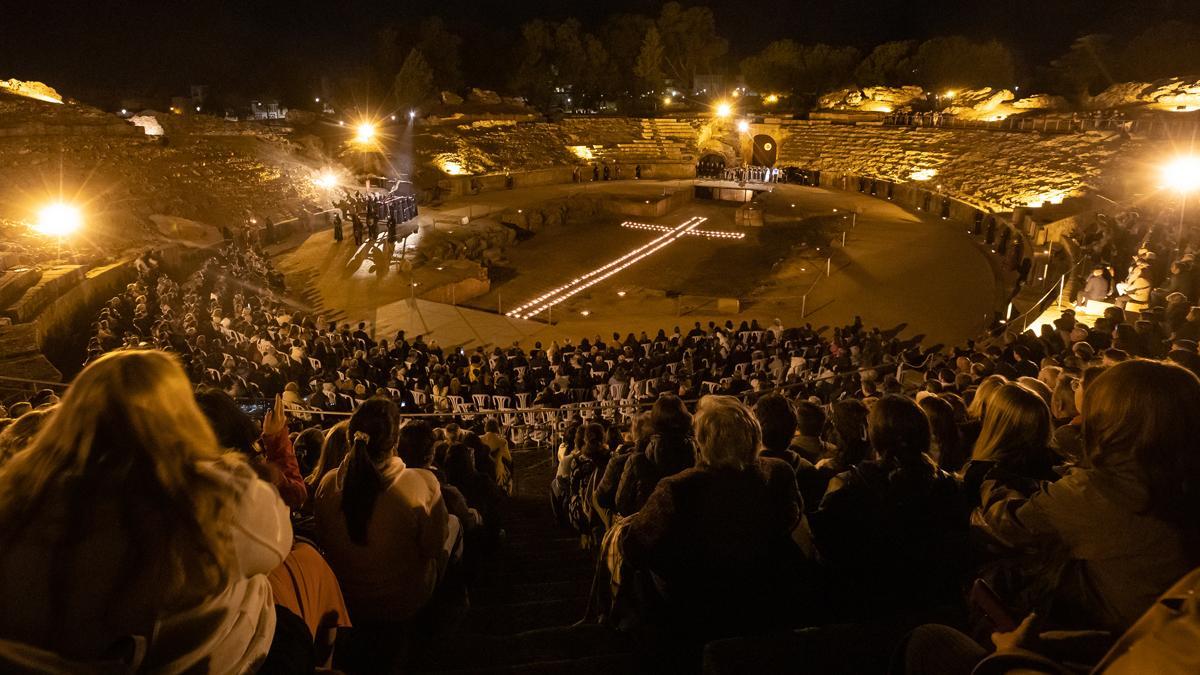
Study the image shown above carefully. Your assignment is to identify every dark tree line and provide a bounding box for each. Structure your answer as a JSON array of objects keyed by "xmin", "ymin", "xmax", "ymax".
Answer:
[{"xmin": 330, "ymin": 6, "xmax": 1200, "ymax": 114}]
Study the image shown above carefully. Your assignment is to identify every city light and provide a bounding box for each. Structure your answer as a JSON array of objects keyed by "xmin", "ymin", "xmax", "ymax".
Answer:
[
  {"xmin": 764, "ymin": 94, "xmax": 779, "ymax": 104},
  {"xmin": 737, "ymin": 119, "xmax": 750, "ymax": 133},
  {"xmin": 944, "ymin": 90, "xmax": 957, "ymax": 99},
  {"xmin": 315, "ymin": 97, "xmax": 320, "ymax": 103},
  {"xmin": 1162, "ymin": 156, "xmax": 1200, "ymax": 193},
  {"xmin": 715, "ymin": 101, "xmax": 733, "ymax": 118},
  {"xmin": 663, "ymin": 96, "xmax": 673, "ymax": 106},
  {"xmin": 409, "ymin": 110, "xmax": 416, "ymax": 119},
  {"xmin": 34, "ymin": 202, "xmax": 83, "ymax": 237},
  {"xmin": 354, "ymin": 122, "xmax": 376, "ymax": 143}
]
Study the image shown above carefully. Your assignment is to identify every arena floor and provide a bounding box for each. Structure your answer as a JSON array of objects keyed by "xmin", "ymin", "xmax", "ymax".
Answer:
[{"xmin": 278, "ymin": 180, "xmax": 999, "ymax": 349}]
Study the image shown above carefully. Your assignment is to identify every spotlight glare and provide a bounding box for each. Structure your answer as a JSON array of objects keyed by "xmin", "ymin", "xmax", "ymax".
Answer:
[
  {"xmin": 715, "ymin": 102, "xmax": 732, "ymax": 118},
  {"xmin": 355, "ymin": 122, "xmax": 377, "ymax": 143},
  {"xmin": 1162, "ymin": 156, "xmax": 1200, "ymax": 193},
  {"xmin": 35, "ymin": 202, "xmax": 83, "ymax": 237},
  {"xmin": 737, "ymin": 119, "xmax": 750, "ymax": 133}
]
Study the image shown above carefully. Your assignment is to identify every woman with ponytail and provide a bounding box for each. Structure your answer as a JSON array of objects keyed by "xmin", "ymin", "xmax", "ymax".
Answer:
[
  {"xmin": 809, "ymin": 395, "xmax": 970, "ymax": 620},
  {"xmin": 314, "ymin": 398, "xmax": 451, "ymax": 624}
]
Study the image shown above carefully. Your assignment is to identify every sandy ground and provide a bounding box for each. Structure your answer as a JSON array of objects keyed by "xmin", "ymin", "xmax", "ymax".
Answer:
[{"xmin": 275, "ymin": 179, "xmax": 998, "ymax": 350}]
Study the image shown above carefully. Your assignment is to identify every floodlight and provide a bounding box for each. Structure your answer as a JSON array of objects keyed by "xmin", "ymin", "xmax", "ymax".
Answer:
[
  {"xmin": 355, "ymin": 122, "xmax": 376, "ymax": 143},
  {"xmin": 35, "ymin": 202, "xmax": 82, "ymax": 237},
  {"xmin": 715, "ymin": 102, "xmax": 732, "ymax": 118},
  {"xmin": 737, "ymin": 120, "xmax": 750, "ymax": 133},
  {"xmin": 1163, "ymin": 156, "xmax": 1200, "ymax": 193}
]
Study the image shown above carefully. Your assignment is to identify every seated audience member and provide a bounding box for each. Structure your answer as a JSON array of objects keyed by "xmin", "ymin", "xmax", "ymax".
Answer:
[
  {"xmin": 963, "ymin": 382, "xmax": 1058, "ymax": 508},
  {"xmin": 291, "ymin": 426, "xmax": 326, "ymax": 481},
  {"xmin": 900, "ymin": 563, "xmax": 1200, "ymax": 674},
  {"xmin": 480, "ymin": 418, "xmax": 514, "ymax": 495},
  {"xmin": 0, "ymin": 351, "xmax": 291, "ymax": 671},
  {"xmin": 809, "ymin": 395, "xmax": 969, "ymax": 620},
  {"xmin": 753, "ymin": 393, "xmax": 810, "ymax": 475},
  {"xmin": 594, "ymin": 412, "xmax": 651, "ymax": 525},
  {"xmin": 919, "ymin": 395, "xmax": 967, "ymax": 473},
  {"xmin": 194, "ymin": 390, "xmax": 307, "ymax": 510},
  {"xmin": 621, "ymin": 396, "xmax": 802, "ymax": 641},
  {"xmin": 444, "ymin": 442, "xmax": 506, "ymax": 541},
  {"xmin": 792, "ymin": 400, "xmax": 834, "ymax": 463},
  {"xmin": 556, "ymin": 423, "xmax": 609, "ymax": 534},
  {"xmin": 307, "ymin": 420, "xmax": 351, "ymax": 491},
  {"xmin": 266, "ymin": 541, "xmax": 352, "ymax": 668},
  {"xmin": 1052, "ymin": 365, "xmax": 1105, "ymax": 463},
  {"xmin": 397, "ymin": 421, "xmax": 480, "ymax": 533},
  {"xmin": 314, "ymin": 398, "xmax": 452, "ymax": 625},
  {"xmin": 811, "ymin": 398, "xmax": 872, "ymax": 502},
  {"xmin": 975, "ymin": 359, "xmax": 1200, "ymax": 632},
  {"xmin": 615, "ymin": 396, "xmax": 695, "ymax": 516}
]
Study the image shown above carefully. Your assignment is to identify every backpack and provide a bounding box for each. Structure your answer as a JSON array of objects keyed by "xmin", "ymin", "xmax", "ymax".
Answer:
[{"xmin": 566, "ymin": 454, "xmax": 601, "ymax": 533}]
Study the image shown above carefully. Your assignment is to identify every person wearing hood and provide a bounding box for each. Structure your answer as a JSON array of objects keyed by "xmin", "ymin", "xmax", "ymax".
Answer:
[{"xmin": 614, "ymin": 395, "xmax": 696, "ymax": 516}]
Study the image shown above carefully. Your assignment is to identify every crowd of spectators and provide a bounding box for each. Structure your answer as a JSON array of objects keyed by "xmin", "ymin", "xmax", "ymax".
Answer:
[{"xmin": 3, "ymin": 195, "xmax": 1200, "ymax": 671}]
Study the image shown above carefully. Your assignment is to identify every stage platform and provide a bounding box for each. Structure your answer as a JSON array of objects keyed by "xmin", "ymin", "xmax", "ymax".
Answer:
[{"xmin": 693, "ymin": 179, "xmax": 775, "ymax": 203}]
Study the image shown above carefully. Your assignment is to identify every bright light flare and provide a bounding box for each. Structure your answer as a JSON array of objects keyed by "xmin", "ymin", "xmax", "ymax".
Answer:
[
  {"xmin": 35, "ymin": 203, "xmax": 83, "ymax": 237},
  {"xmin": 715, "ymin": 101, "xmax": 733, "ymax": 118},
  {"xmin": 909, "ymin": 168, "xmax": 937, "ymax": 181},
  {"xmin": 313, "ymin": 171, "xmax": 338, "ymax": 189},
  {"xmin": 736, "ymin": 119, "xmax": 750, "ymax": 133},
  {"xmin": 764, "ymin": 94, "xmax": 779, "ymax": 104},
  {"xmin": 1162, "ymin": 156, "xmax": 1200, "ymax": 193},
  {"xmin": 354, "ymin": 122, "xmax": 376, "ymax": 143}
]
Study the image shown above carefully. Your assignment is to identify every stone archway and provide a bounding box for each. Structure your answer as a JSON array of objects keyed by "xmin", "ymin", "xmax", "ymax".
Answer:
[
  {"xmin": 697, "ymin": 152, "xmax": 727, "ymax": 178},
  {"xmin": 752, "ymin": 134, "xmax": 777, "ymax": 167}
]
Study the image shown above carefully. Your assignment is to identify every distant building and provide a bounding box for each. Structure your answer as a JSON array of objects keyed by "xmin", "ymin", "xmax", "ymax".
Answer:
[{"xmin": 249, "ymin": 100, "xmax": 286, "ymax": 120}]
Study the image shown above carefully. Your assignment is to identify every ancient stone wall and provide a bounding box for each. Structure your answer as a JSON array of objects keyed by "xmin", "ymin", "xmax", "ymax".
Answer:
[{"xmin": 760, "ymin": 121, "xmax": 1156, "ymax": 211}]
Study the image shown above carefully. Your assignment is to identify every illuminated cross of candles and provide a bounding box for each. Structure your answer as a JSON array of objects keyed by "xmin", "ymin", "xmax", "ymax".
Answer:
[{"xmin": 507, "ymin": 217, "xmax": 715, "ymax": 320}]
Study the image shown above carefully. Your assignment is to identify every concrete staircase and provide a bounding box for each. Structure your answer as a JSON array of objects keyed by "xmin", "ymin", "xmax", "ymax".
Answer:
[{"xmin": 415, "ymin": 448, "xmax": 645, "ymax": 674}]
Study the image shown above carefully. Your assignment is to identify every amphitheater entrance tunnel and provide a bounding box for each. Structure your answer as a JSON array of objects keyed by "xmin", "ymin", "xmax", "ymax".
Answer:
[{"xmin": 697, "ymin": 153, "xmax": 727, "ymax": 178}]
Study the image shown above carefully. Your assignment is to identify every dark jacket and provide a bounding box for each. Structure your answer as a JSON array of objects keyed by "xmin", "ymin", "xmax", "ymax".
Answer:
[
  {"xmin": 974, "ymin": 467, "xmax": 1193, "ymax": 632},
  {"xmin": 623, "ymin": 457, "xmax": 803, "ymax": 637},
  {"xmin": 614, "ymin": 433, "xmax": 695, "ymax": 516},
  {"xmin": 809, "ymin": 460, "xmax": 970, "ymax": 619}
]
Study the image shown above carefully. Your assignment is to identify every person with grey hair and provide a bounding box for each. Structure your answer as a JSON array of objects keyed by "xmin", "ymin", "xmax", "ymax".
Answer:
[{"xmin": 621, "ymin": 395, "xmax": 803, "ymax": 641}]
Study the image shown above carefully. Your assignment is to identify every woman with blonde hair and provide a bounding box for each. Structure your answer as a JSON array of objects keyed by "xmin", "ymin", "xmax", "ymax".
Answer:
[
  {"xmin": 976, "ymin": 360, "xmax": 1200, "ymax": 631},
  {"xmin": 964, "ymin": 383, "xmax": 1058, "ymax": 509},
  {"xmin": 0, "ymin": 351, "xmax": 292, "ymax": 671}
]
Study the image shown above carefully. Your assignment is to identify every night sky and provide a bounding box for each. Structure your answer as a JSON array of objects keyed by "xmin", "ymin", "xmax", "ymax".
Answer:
[{"xmin": 3, "ymin": 0, "xmax": 1197, "ymax": 102}]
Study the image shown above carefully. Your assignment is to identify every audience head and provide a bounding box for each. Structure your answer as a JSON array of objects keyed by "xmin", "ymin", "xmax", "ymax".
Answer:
[
  {"xmin": 795, "ymin": 400, "xmax": 825, "ymax": 438},
  {"xmin": 967, "ymin": 374, "xmax": 1007, "ymax": 421},
  {"xmin": 1082, "ymin": 360, "xmax": 1200, "ymax": 559},
  {"xmin": 0, "ymin": 351, "xmax": 238, "ymax": 595},
  {"xmin": 693, "ymin": 396, "xmax": 761, "ymax": 471},
  {"xmin": 918, "ymin": 396, "xmax": 965, "ymax": 472},
  {"xmin": 868, "ymin": 395, "xmax": 932, "ymax": 470},
  {"xmin": 827, "ymin": 399, "xmax": 871, "ymax": 467},
  {"xmin": 397, "ymin": 419, "xmax": 436, "ymax": 468},
  {"xmin": 193, "ymin": 388, "xmax": 259, "ymax": 455},
  {"xmin": 972, "ymin": 383, "xmax": 1053, "ymax": 469},
  {"xmin": 651, "ymin": 394, "xmax": 692, "ymax": 438},
  {"xmin": 753, "ymin": 394, "xmax": 797, "ymax": 453}
]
